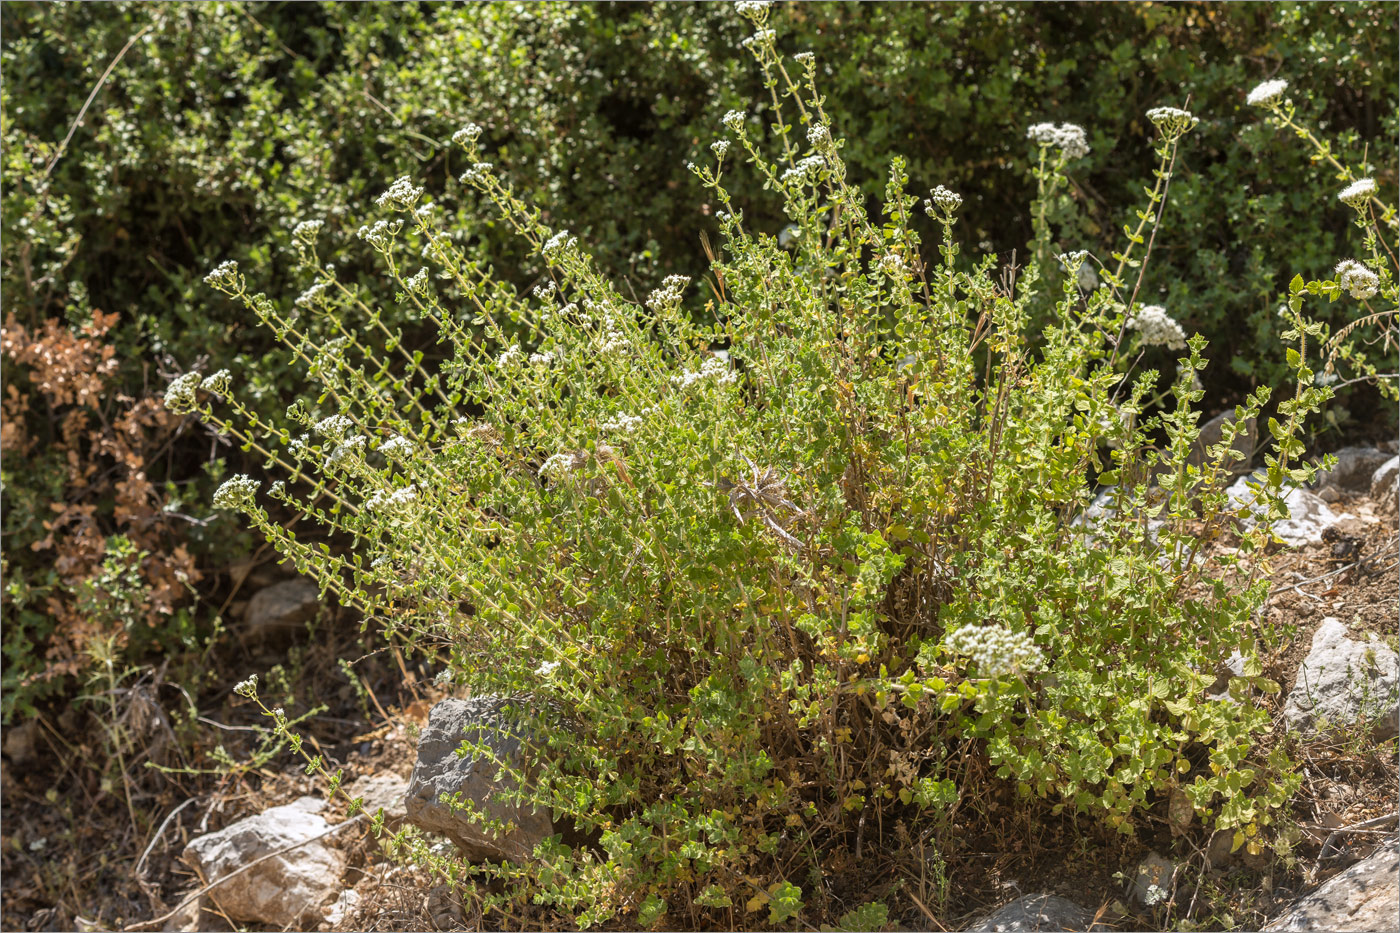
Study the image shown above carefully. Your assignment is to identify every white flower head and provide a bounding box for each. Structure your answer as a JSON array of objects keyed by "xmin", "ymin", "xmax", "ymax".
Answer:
[
  {"xmin": 357, "ymin": 219, "xmax": 401, "ymax": 251},
  {"xmin": 794, "ymin": 51, "xmax": 815, "ymax": 66},
  {"xmin": 1027, "ymin": 122, "xmax": 1090, "ymax": 160},
  {"xmin": 647, "ymin": 274, "xmax": 691, "ymax": 312},
  {"xmin": 405, "ymin": 267, "xmax": 430, "ymax": 296},
  {"xmin": 365, "ymin": 484, "xmax": 418, "ymax": 517},
  {"xmin": 1246, "ymin": 78, "xmax": 1289, "ymax": 107},
  {"xmin": 292, "ymin": 220, "xmax": 323, "ymax": 244},
  {"xmin": 1337, "ymin": 178, "xmax": 1376, "ymax": 210},
  {"xmin": 451, "ymin": 122, "xmax": 483, "ymax": 148},
  {"xmin": 542, "ymin": 229, "xmax": 576, "ymax": 259},
  {"xmin": 204, "ymin": 260, "xmax": 241, "ymax": 291},
  {"xmin": 295, "ymin": 281, "xmax": 330, "ymax": 309},
  {"xmin": 1126, "ymin": 304, "xmax": 1188, "ymax": 350},
  {"xmin": 946, "ymin": 623, "xmax": 1045, "ymax": 678},
  {"xmin": 314, "ymin": 414, "xmax": 355, "ymax": 442},
  {"xmin": 601, "ymin": 412, "xmax": 644, "ymax": 434},
  {"xmin": 740, "ymin": 29, "xmax": 776, "ymax": 50},
  {"xmin": 535, "ymin": 660, "xmax": 560, "ymax": 677},
  {"xmin": 164, "ymin": 372, "xmax": 203, "ymax": 413},
  {"xmin": 710, "ymin": 139, "xmax": 730, "ymax": 158},
  {"xmin": 1335, "ymin": 259, "xmax": 1379, "ymax": 299},
  {"xmin": 1146, "ymin": 106, "xmax": 1199, "ymax": 139},
  {"xmin": 781, "ymin": 155, "xmax": 826, "ymax": 187},
  {"xmin": 458, "ymin": 162, "xmax": 493, "ymax": 185},
  {"xmin": 924, "ymin": 184, "xmax": 963, "ymax": 217},
  {"xmin": 378, "ymin": 436, "xmax": 414, "ymax": 459},
  {"xmin": 672, "ymin": 355, "xmax": 737, "ymax": 388},
  {"xmin": 376, "ymin": 175, "xmax": 424, "ymax": 210},
  {"xmin": 200, "ymin": 369, "xmax": 231, "ymax": 397},
  {"xmin": 734, "ymin": 1, "xmax": 771, "ymax": 20},
  {"xmin": 806, "ymin": 123, "xmax": 832, "ymax": 150},
  {"xmin": 213, "ymin": 475, "xmax": 260, "ymax": 512},
  {"xmin": 722, "ymin": 109, "xmax": 747, "ymax": 133},
  {"xmin": 233, "ymin": 674, "xmax": 259, "ymax": 698}
]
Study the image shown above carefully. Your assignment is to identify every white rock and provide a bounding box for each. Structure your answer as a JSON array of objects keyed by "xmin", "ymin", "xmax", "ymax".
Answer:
[
  {"xmin": 1284, "ymin": 618, "xmax": 1399, "ymax": 740},
  {"xmin": 1265, "ymin": 837, "xmax": 1398, "ymax": 931},
  {"xmin": 343, "ymin": 773, "xmax": 409, "ymax": 822},
  {"xmin": 182, "ymin": 796, "xmax": 346, "ymax": 929},
  {"xmin": 1227, "ymin": 474, "xmax": 1342, "ymax": 546},
  {"xmin": 242, "ymin": 578, "xmax": 321, "ymax": 646},
  {"xmin": 1314, "ymin": 447, "xmax": 1392, "ymax": 493},
  {"xmin": 323, "ymin": 888, "xmax": 361, "ymax": 930},
  {"xmin": 963, "ymin": 893, "xmax": 1109, "ymax": 931}
]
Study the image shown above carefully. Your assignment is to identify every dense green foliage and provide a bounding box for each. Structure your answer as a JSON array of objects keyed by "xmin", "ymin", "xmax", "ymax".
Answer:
[
  {"xmin": 1, "ymin": 0, "xmax": 1395, "ymax": 727},
  {"xmin": 188, "ymin": 4, "xmax": 1395, "ymax": 923}
]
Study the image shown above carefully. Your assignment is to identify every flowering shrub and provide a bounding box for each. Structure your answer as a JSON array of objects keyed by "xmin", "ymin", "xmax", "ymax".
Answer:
[{"xmin": 178, "ymin": 6, "xmax": 1400, "ymax": 922}]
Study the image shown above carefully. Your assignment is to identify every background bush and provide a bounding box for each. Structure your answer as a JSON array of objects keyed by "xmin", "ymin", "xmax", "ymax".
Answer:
[{"xmin": 3, "ymin": 0, "xmax": 1396, "ymax": 714}]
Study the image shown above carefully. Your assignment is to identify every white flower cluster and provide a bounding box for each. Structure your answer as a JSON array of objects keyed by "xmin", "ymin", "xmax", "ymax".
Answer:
[
  {"xmin": 295, "ymin": 281, "xmax": 330, "ymax": 309},
  {"xmin": 1126, "ymin": 304, "xmax": 1187, "ymax": 350},
  {"xmin": 781, "ymin": 155, "xmax": 826, "ymax": 187},
  {"xmin": 164, "ymin": 372, "xmax": 202, "ymax": 413},
  {"xmin": 458, "ymin": 162, "xmax": 493, "ymax": 185},
  {"xmin": 365, "ymin": 484, "xmax": 418, "ymax": 516},
  {"xmin": 879, "ymin": 252, "xmax": 907, "ymax": 277},
  {"xmin": 292, "ymin": 219, "xmax": 323, "ymax": 244},
  {"xmin": 672, "ymin": 356, "xmax": 737, "ymax": 388},
  {"xmin": 710, "ymin": 139, "xmax": 730, "ymax": 158},
  {"xmin": 946, "ymin": 623, "xmax": 1045, "ymax": 677},
  {"xmin": 314, "ymin": 414, "xmax": 355, "ymax": 441},
  {"xmin": 1026, "ymin": 122, "xmax": 1090, "ymax": 160},
  {"xmin": 451, "ymin": 122, "xmax": 483, "ymax": 148},
  {"xmin": 793, "ymin": 51, "xmax": 815, "ymax": 66},
  {"xmin": 1058, "ymin": 250, "xmax": 1089, "ymax": 268},
  {"xmin": 740, "ymin": 29, "xmax": 776, "ymax": 49},
  {"xmin": 405, "ymin": 267, "xmax": 430, "ymax": 296},
  {"xmin": 1246, "ymin": 78, "xmax": 1288, "ymax": 107},
  {"xmin": 542, "ymin": 229, "xmax": 576, "ymax": 259},
  {"xmin": 376, "ymin": 175, "xmax": 424, "ymax": 210},
  {"xmin": 357, "ymin": 219, "xmax": 401, "ymax": 251},
  {"xmin": 204, "ymin": 260, "xmax": 241, "ymax": 290},
  {"xmin": 379, "ymin": 436, "xmax": 414, "ymax": 459},
  {"xmin": 497, "ymin": 344, "xmax": 524, "ymax": 367},
  {"xmin": 213, "ymin": 475, "xmax": 260, "ymax": 512},
  {"xmin": 530, "ymin": 348, "xmax": 560, "ymax": 366},
  {"xmin": 200, "ymin": 369, "xmax": 231, "ymax": 396},
  {"xmin": 1335, "ymin": 259, "xmax": 1379, "ymax": 299},
  {"xmin": 535, "ymin": 660, "xmax": 560, "ymax": 677},
  {"xmin": 538, "ymin": 451, "xmax": 581, "ymax": 478},
  {"xmin": 326, "ymin": 435, "xmax": 366, "ymax": 469},
  {"xmin": 722, "ymin": 109, "xmax": 747, "ymax": 133},
  {"xmin": 806, "ymin": 123, "xmax": 832, "ymax": 149},
  {"xmin": 734, "ymin": 1, "xmax": 771, "ymax": 18},
  {"xmin": 924, "ymin": 184, "xmax": 962, "ymax": 216},
  {"xmin": 600, "ymin": 412, "xmax": 644, "ymax": 434},
  {"xmin": 1337, "ymin": 178, "xmax": 1376, "ymax": 210},
  {"xmin": 647, "ymin": 274, "xmax": 691, "ymax": 311},
  {"xmin": 1145, "ymin": 106, "xmax": 1199, "ymax": 138},
  {"xmin": 232, "ymin": 674, "xmax": 258, "ymax": 698}
]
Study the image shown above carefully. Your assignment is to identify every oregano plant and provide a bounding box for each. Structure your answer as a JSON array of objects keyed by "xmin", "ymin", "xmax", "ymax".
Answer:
[{"xmin": 171, "ymin": 6, "xmax": 1393, "ymax": 927}]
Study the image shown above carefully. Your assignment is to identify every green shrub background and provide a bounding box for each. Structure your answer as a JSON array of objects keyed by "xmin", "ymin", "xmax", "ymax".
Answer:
[{"xmin": 2, "ymin": 0, "xmax": 1396, "ymax": 710}]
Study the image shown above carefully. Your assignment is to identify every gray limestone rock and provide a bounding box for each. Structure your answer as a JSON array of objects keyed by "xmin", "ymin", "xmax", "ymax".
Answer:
[
  {"xmin": 963, "ymin": 894, "xmax": 1110, "ymax": 932},
  {"xmin": 404, "ymin": 696, "xmax": 553, "ymax": 862},
  {"xmin": 1285, "ymin": 618, "xmax": 1399, "ymax": 740},
  {"xmin": 1265, "ymin": 837, "xmax": 1399, "ymax": 931}
]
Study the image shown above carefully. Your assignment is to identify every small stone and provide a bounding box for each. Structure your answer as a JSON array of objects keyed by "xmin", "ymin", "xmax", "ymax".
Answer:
[
  {"xmin": 343, "ymin": 773, "xmax": 409, "ymax": 822},
  {"xmin": 964, "ymin": 893, "xmax": 1110, "ymax": 931},
  {"xmin": 1314, "ymin": 447, "xmax": 1392, "ymax": 494},
  {"xmin": 1167, "ymin": 786, "xmax": 1194, "ymax": 836},
  {"xmin": 322, "ymin": 889, "xmax": 360, "ymax": 930},
  {"xmin": 1227, "ymin": 474, "xmax": 1342, "ymax": 546},
  {"xmin": 1370, "ymin": 455, "xmax": 1398, "ymax": 505},
  {"xmin": 1285, "ymin": 618, "xmax": 1399, "ymax": 740},
  {"xmin": 242, "ymin": 579, "xmax": 322, "ymax": 646},
  {"xmin": 1317, "ymin": 485, "xmax": 1341, "ymax": 503},
  {"xmin": 1265, "ymin": 837, "xmax": 1398, "ymax": 931},
  {"xmin": 1129, "ymin": 852, "xmax": 1176, "ymax": 908},
  {"xmin": 2, "ymin": 718, "xmax": 40, "ymax": 767}
]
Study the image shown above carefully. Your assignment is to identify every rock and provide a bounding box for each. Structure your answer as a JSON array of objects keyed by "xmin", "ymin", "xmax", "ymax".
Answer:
[
  {"xmin": 963, "ymin": 894, "xmax": 1109, "ymax": 932},
  {"xmin": 2, "ymin": 718, "xmax": 40, "ymax": 766},
  {"xmin": 1317, "ymin": 485, "xmax": 1341, "ymax": 503},
  {"xmin": 1207, "ymin": 651, "xmax": 1247, "ymax": 703},
  {"xmin": 1189, "ymin": 409, "xmax": 1257, "ymax": 470},
  {"xmin": 241, "ymin": 579, "xmax": 321, "ymax": 645},
  {"xmin": 1227, "ymin": 474, "xmax": 1342, "ymax": 546},
  {"xmin": 405, "ymin": 697, "xmax": 553, "ymax": 862},
  {"xmin": 160, "ymin": 896, "xmax": 231, "ymax": 933},
  {"xmin": 1370, "ymin": 455, "xmax": 1398, "ymax": 504},
  {"xmin": 1129, "ymin": 852, "xmax": 1176, "ymax": 908},
  {"xmin": 1265, "ymin": 837, "xmax": 1399, "ymax": 931},
  {"xmin": 1284, "ymin": 618, "xmax": 1399, "ymax": 740},
  {"xmin": 343, "ymin": 773, "xmax": 409, "ymax": 822},
  {"xmin": 322, "ymin": 889, "xmax": 361, "ymax": 930},
  {"xmin": 1314, "ymin": 447, "xmax": 1392, "ymax": 494},
  {"xmin": 182, "ymin": 796, "xmax": 346, "ymax": 929}
]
